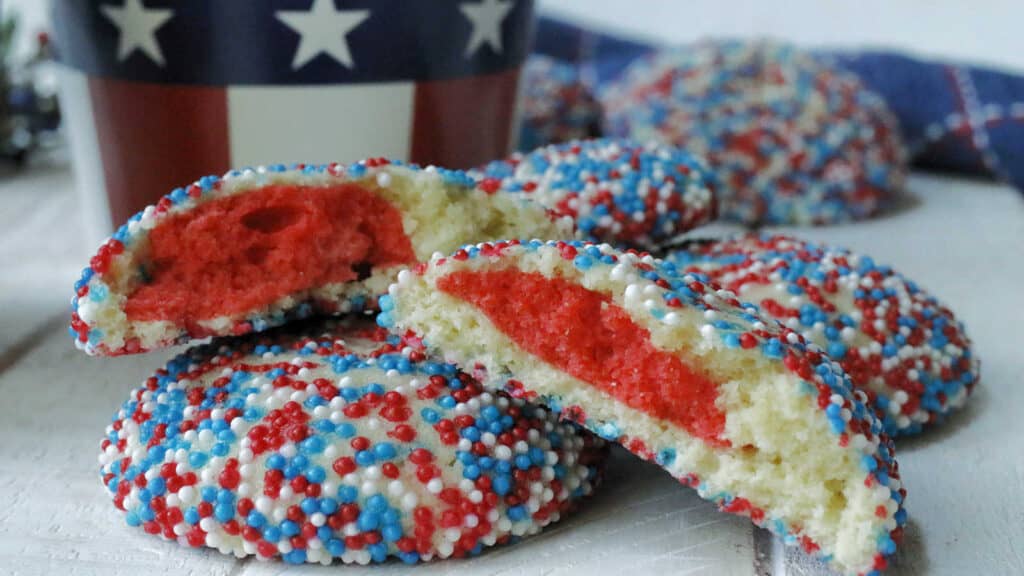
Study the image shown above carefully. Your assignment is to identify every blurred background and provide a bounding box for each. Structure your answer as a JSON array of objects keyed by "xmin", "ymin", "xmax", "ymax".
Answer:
[
  {"xmin": 544, "ymin": 0, "xmax": 1024, "ymax": 71},
  {"xmin": 9, "ymin": 1, "xmax": 1024, "ymax": 69},
  {"xmin": 0, "ymin": 0, "xmax": 1021, "ymax": 345}
]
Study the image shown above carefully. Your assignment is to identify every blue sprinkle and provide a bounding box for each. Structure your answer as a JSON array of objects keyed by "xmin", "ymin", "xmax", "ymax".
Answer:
[
  {"xmin": 382, "ymin": 523, "xmax": 404, "ymax": 542},
  {"xmin": 507, "ymin": 505, "xmax": 527, "ymax": 522},
  {"xmin": 280, "ymin": 520, "xmax": 299, "ymax": 536},
  {"xmin": 337, "ymin": 485, "xmax": 358, "ymax": 503},
  {"xmin": 421, "ymin": 408, "xmax": 441, "ymax": 423},
  {"xmin": 463, "ymin": 464, "xmax": 481, "ymax": 480},
  {"xmin": 877, "ymin": 534, "xmax": 897, "ymax": 555},
  {"xmin": 862, "ymin": 455, "xmax": 879, "ymax": 472},
  {"xmin": 492, "ymin": 475, "xmax": 512, "ymax": 495},
  {"xmin": 366, "ymin": 494, "xmax": 389, "ymax": 513},
  {"xmin": 188, "ymin": 452, "xmax": 209, "ymax": 468},
  {"xmin": 299, "ymin": 436, "xmax": 326, "ymax": 455},
  {"xmin": 214, "ymin": 503, "xmax": 235, "ymax": 522},
  {"xmin": 335, "ymin": 422, "xmax": 357, "ymax": 438},
  {"xmin": 373, "ymin": 442, "xmax": 397, "ymax": 460},
  {"xmin": 827, "ymin": 342, "xmax": 847, "ymax": 359},
  {"xmin": 300, "ymin": 497, "xmax": 319, "ymax": 515},
  {"xmin": 895, "ymin": 508, "xmax": 908, "ymax": 525},
  {"xmin": 305, "ymin": 465, "xmax": 326, "ymax": 484},
  {"xmin": 263, "ymin": 525, "xmax": 281, "ymax": 542},
  {"xmin": 357, "ymin": 511, "xmax": 380, "ymax": 531},
  {"xmin": 266, "ymin": 453, "xmax": 286, "ymax": 470},
  {"xmin": 326, "ymin": 538, "xmax": 346, "ymax": 556},
  {"xmin": 201, "ymin": 486, "xmax": 217, "ymax": 502},
  {"xmin": 149, "ymin": 477, "xmax": 166, "ymax": 496},
  {"xmin": 355, "ymin": 450, "xmax": 376, "ymax": 466},
  {"xmin": 317, "ymin": 525, "xmax": 333, "ymax": 543},
  {"xmin": 320, "ymin": 497, "xmax": 339, "ymax": 515}
]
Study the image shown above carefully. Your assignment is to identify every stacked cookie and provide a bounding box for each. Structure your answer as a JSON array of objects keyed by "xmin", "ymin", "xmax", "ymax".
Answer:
[{"xmin": 74, "ymin": 139, "xmax": 975, "ymax": 575}]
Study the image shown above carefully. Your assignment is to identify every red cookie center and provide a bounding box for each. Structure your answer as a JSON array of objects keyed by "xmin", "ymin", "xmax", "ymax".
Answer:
[
  {"xmin": 437, "ymin": 269, "xmax": 729, "ymax": 447},
  {"xmin": 125, "ymin": 183, "xmax": 415, "ymax": 327}
]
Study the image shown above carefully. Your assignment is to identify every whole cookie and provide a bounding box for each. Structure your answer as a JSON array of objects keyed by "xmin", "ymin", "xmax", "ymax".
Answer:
[
  {"xmin": 666, "ymin": 233, "xmax": 979, "ymax": 436},
  {"xmin": 98, "ymin": 321, "xmax": 605, "ymax": 564},
  {"xmin": 475, "ymin": 138, "xmax": 717, "ymax": 249},
  {"xmin": 71, "ymin": 160, "xmax": 566, "ymax": 356},
  {"xmin": 518, "ymin": 55, "xmax": 602, "ymax": 151},
  {"xmin": 601, "ymin": 40, "xmax": 907, "ymax": 226},
  {"xmin": 381, "ymin": 240, "xmax": 906, "ymax": 576}
]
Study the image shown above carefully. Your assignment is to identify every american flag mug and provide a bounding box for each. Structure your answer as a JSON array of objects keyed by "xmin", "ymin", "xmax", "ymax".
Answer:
[{"xmin": 52, "ymin": 0, "xmax": 534, "ymax": 244}]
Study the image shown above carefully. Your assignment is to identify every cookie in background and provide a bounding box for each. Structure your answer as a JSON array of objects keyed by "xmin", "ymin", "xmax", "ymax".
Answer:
[{"xmin": 601, "ymin": 39, "xmax": 907, "ymax": 226}]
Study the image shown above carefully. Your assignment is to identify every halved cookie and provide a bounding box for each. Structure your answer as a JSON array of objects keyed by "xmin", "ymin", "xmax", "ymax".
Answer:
[
  {"xmin": 380, "ymin": 240, "xmax": 906, "ymax": 575},
  {"xmin": 71, "ymin": 160, "xmax": 566, "ymax": 355}
]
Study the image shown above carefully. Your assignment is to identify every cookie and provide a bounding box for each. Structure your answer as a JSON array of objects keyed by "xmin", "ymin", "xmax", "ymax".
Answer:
[
  {"xmin": 518, "ymin": 55, "xmax": 602, "ymax": 151},
  {"xmin": 70, "ymin": 160, "xmax": 567, "ymax": 356},
  {"xmin": 666, "ymin": 233, "xmax": 979, "ymax": 436},
  {"xmin": 380, "ymin": 240, "xmax": 906, "ymax": 576},
  {"xmin": 98, "ymin": 319, "xmax": 606, "ymax": 564},
  {"xmin": 601, "ymin": 40, "xmax": 907, "ymax": 226},
  {"xmin": 475, "ymin": 139, "xmax": 716, "ymax": 249}
]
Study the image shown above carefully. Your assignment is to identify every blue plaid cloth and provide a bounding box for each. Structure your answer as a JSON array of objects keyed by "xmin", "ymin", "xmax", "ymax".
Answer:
[{"xmin": 534, "ymin": 16, "xmax": 1024, "ymax": 191}]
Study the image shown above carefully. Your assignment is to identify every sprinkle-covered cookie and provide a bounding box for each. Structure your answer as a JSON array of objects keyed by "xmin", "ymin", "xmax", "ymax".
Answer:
[
  {"xmin": 601, "ymin": 40, "xmax": 907, "ymax": 226},
  {"xmin": 518, "ymin": 55, "xmax": 603, "ymax": 151},
  {"xmin": 475, "ymin": 139, "xmax": 717, "ymax": 249},
  {"xmin": 380, "ymin": 240, "xmax": 905, "ymax": 576},
  {"xmin": 71, "ymin": 160, "xmax": 567, "ymax": 356},
  {"xmin": 98, "ymin": 320, "xmax": 606, "ymax": 565},
  {"xmin": 666, "ymin": 233, "xmax": 979, "ymax": 436}
]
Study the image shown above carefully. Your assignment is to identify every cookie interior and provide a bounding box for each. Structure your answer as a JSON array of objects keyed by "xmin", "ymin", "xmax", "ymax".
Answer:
[
  {"xmin": 437, "ymin": 269, "xmax": 729, "ymax": 447},
  {"xmin": 125, "ymin": 183, "xmax": 414, "ymax": 327}
]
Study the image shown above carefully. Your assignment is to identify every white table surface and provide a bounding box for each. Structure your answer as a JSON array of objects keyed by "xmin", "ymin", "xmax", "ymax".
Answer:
[{"xmin": 0, "ymin": 161, "xmax": 1022, "ymax": 576}]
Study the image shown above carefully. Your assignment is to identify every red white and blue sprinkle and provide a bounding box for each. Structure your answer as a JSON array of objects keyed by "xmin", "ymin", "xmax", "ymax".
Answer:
[
  {"xmin": 98, "ymin": 320, "xmax": 606, "ymax": 564},
  {"xmin": 667, "ymin": 233, "xmax": 980, "ymax": 436},
  {"xmin": 519, "ymin": 56, "xmax": 603, "ymax": 151},
  {"xmin": 474, "ymin": 139, "xmax": 717, "ymax": 249},
  {"xmin": 601, "ymin": 40, "xmax": 907, "ymax": 226}
]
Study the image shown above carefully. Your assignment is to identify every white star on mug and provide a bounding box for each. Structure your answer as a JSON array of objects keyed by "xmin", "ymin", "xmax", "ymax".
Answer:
[
  {"xmin": 460, "ymin": 0, "xmax": 515, "ymax": 57},
  {"xmin": 100, "ymin": 0, "xmax": 174, "ymax": 67},
  {"xmin": 276, "ymin": 0, "xmax": 371, "ymax": 70}
]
